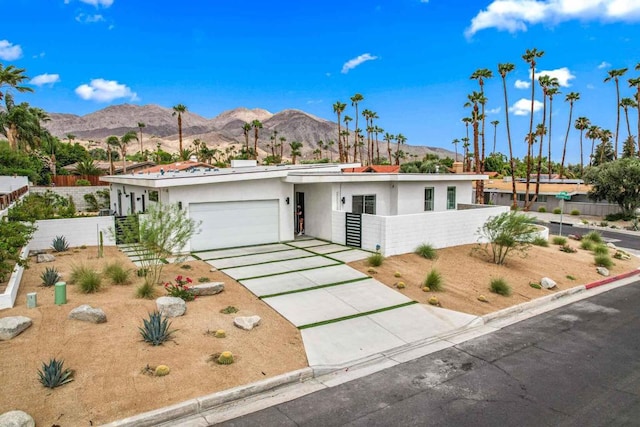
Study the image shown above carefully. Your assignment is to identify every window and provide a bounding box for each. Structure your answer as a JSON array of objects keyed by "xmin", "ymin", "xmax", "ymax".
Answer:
[
  {"xmin": 446, "ymin": 186, "xmax": 456, "ymax": 210},
  {"xmin": 352, "ymin": 195, "xmax": 376, "ymax": 214},
  {"xmin": 424, "ymin": 187, "xmax": 434, "ymax": 211},
  {"xmin": 148, "ymin": 190, "xmax": 159, "ymax": 202}
]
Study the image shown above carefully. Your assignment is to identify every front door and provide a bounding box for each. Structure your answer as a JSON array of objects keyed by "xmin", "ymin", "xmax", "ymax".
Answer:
[
  {"xmin": 130, "ymin": 192, "xmax": 136, "ymax": 214},
  {"xmin": 295, "ymin": 192, "xmax": 305, "ymax": 234}
]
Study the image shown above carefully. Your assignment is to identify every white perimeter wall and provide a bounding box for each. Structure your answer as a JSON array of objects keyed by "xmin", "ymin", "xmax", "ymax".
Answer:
[
  {"xmin": 0, "ymin": 176, "xmax": 28, "ymax": 192},
  {"xmin": 0, "ymin": 245, "xmax": 29, "ymax": 310},
  {"xmin": 30, "ymin": 216, "xmax": 116, "ymax": 250}
]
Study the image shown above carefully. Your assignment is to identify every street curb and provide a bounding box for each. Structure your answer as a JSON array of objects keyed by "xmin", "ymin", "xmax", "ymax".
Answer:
[
  {"xmin": 102, "ymin": 368, "xmax": 314, "ymax": 427},
  {"xmin": 584, "ymin": 268, "xmax": 640, "ymax": 289}
]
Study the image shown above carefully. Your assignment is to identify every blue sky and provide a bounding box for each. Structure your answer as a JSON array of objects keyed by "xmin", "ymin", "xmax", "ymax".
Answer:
[{"xmin": 2, "ymin": 0, "xmax": 640, "ymax": 163}]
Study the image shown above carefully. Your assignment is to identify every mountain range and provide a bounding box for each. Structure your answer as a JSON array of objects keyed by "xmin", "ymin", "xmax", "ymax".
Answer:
[{"xmin": 44, "ymin": 104, "xmax": 455, "ymax": 161}]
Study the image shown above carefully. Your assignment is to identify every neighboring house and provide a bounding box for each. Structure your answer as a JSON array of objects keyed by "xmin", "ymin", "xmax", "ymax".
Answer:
[
  {"xmin": 102, "ymin": 161, "xmax": 506, "ymax": 256},
  {"xmin": 342, "ymin": 165, "xmax": 400, "ymax": 173},
  {"xmin": 62, "ymin": 160, "xmax": 156, "ymax": 175},
  {"xmin": 139, "ymin": 160, "xmax": 211, "ymax": 174},
  {"xmin": 483, "ymin": 178, "xmax": 622, "ymax": 216}
]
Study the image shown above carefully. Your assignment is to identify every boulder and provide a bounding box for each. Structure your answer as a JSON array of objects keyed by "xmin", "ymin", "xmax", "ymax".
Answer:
[
  {"xmin": 596, "ymin": 267, "xmax": 610, "ymax": 277},
  {"xmin": 156, "ymin": 296, "xmax": 186, "ymax": 317},
  {"xmin": 234, "ymin": 315, "xmax": 261, "ymax": 331},
  {"xmin": 36, "ymin": 254, "xmax": 55, "ymax": 263},
  {"xmin": 191, "ymin": 282, "xmax": 224, "ymax": 296},
  {"xmin": 568, "ymin": 234, "xmax": 581, "ymax": 241},
  {"xmin": 28, "ymin": 249, "xmax": 46, "ymax": 257},
  {"xmin": 540, "ymin": 277, "xmax": 557, "ymax": 289},
  {"xmin": 68, "ymin": 305, "xmax": 107, "ymax": 324},
  {"xmin": 606, "ymin": 242, "xmax": 617, "ymax": 249},
  {"xmin": 0, "ymin": 410, "xmax": 35, "ymax": 427},
  {"xmin": 0, "ymin": 316, "xmax": 32, "ymax": 341}
]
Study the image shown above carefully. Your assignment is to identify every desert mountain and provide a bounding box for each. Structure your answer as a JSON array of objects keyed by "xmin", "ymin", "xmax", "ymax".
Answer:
[{"xmin": 209, "ymin": 107, "xmax": 272, "ymax": 129}]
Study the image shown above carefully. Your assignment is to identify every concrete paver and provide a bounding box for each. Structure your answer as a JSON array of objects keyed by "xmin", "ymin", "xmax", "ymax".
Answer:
[
  {"xmin": 325, "ymin": 278, "xmax": 412, "ymax": 312},
  {"xmin": 286, "ymin": 239, "xmax": 329, "ymax": 248},
  {"xmin": 196, "ymin": 243, "xmax": 291, "ymax": 260},
  {"xmin": 215, "ymin": 256, "xmax": 339, "ymax": 280},
  {"xmin": 304, "ymin": 244, "xmax": 355, "ymax": 255},
  {"xmin": 208, "ymin": 249, "xmax": 312, "ymax": 269},
  {"xmin": 263, "ymin": 290, "xmax": 361, "ymax": 327},
  {"xmin": 326, "ymin": 249, "xmax": 372, "ymax": 263}
]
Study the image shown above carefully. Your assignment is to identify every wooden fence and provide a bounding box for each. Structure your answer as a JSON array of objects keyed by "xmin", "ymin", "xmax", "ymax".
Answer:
[
  {"xmin": 0, "ymin": 185, "xmax": 29, "ymax": 210},
  {"xmin": 51, "ymin": 175, "xmax": 108, "ymax": 187}
]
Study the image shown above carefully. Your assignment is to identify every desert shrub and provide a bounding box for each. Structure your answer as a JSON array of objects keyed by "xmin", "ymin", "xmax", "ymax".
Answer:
[
  {"xmin": 583, "ymin": 231, "xmax": 603, "ymax": 244},
  {"xmin": 69, "ymin": 264, "xmax": 92, "ymax": 285},
  {"xmin": 552, "ymin": 236, "xmax": 567, "ymax": 245},
  {"xmin": 220, "ymin": 306, "xmax": 238, "ymax": 314},
  {"xmin": 566, "ymin": 275, "xmax": 576, "ymax": 280},
  {"xmin": 0, "ymin": 221, "xmax": 36, "ymax": 282},
  {"xmin": 593, "ymin": 244, "xmax": 609, "ymax": 255},
  {"xmin": 40, "ymin": 267, "xmax": 61, "ymax": 287},
  {"xmin": 76, "ymin": 179, "xmax": 91, "ymax": 186},
  {"xmin": 594, "ymin": 254, "xmax": 613, "ymax": 268},
  {"xmin": 423, "ymin": 269, "xmax": 443, "ymax": 291},
  {"xmin": 103, "ymin": 262, "xmax": 130, "ymax": 285},
  {"xmin": 198, "ymin": 276, "xmax": 210, "ymax": 283},
  {"xmin": 580, "ymin": 240, "xmax": 594, "ymax": 251},
  {"xmin": 139, "ymin": 311, "xmax": 175, "ymax": 346},
  {"xmin": 77, "ymin": 270, "xmax": 102, "ymax": 293},
  {"xmin": 180, "ymin": 264, "xmax": 192, "ymax": 270},
  {"xmin": 164, "ymin": 275, "xmax": 195, "ymax": 301},
  {"xmin": 570, "ymin": 209, "xmax": 580, "ymax": 216},
  {"xmin": 581, "ymin": 219, "xmax": 589, "ymax": 224},
  {"xmin": 367, "ymin": 252, "xmax": 384, "ymax": 267},
  {"xmin": 531, "ymin": 236, "xmax": 549, "ymax": 247},
  {"xmin": 599, "ymin": 221, "xmax": 609, "ymax": 227},
  {"xmin": 51, "ymin": 235, "xmax": 69, "ymax": 252},
  {"xmin": 560, "ymin": 244, "xmax": 577, "ymax": 253},
  {"xmin": 553, "ymin": 208, "xmax": 562, "ymax": 214},
  {"xmin": 489, "ymin": 277, "xmax": 511, "ymax": 296},
  {"xmin": 476, "ymin": 211, "xmax": 537, "ymax": 265},
  {"xmin": 84, "ymin": 193, "xmax": 99, "ymax": 211},
  {"xmin": 217, "ymin": 351, "xmax": 234, "ymax": 365},
  {"xmin": 415, "ymin": 243, "xmax": 438, "ymax": 260},
  {"xmin": 537, "ymin": 207, "xmax": 547, "ymax": 213},
  {"xmin": 136, "ymin": 282, "xmax": 156, "ymax": 299},
  {"xmin": 38, "ymin": 358, "xmax": 74, "ymax": 389},
  {"xmin": 605, "ymin": 212, "xmax": 635, "ymax": 221}
]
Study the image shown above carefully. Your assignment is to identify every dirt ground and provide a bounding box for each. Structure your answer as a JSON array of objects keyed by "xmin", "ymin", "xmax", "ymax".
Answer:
[
  {"xmin": 349, "ymin": 239, "xmax": 639, "ymax": 316},
  {"xmin": 0, "ymin": 246, "xmax": 308, "ymax": 426}
]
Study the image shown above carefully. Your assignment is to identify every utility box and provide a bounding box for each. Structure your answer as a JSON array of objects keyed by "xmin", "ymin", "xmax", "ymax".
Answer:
[
  {"xmin": 54, "ymin": 282, "xmax": 67, "ymax": 305},
  {"xmin": 26, "ymin": 292, "xmax": 37, "ymax": 308}
]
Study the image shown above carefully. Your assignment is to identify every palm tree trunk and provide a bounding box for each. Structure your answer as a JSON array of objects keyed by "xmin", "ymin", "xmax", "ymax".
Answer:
[
  {"xmin": 614, "ymin": 79, "xmax": 621, "ymax": 158},
  {"xmin": 524, "ymin": 64, "xmax": 536, "ymax": 211},
  {"xmin": 579, "ymin": 130, "xmax": 584, "ymax": 176},
  {"xmin": 502, "ymin": 76, "xmax": 518, "ymax": 210},
  {"xmin": 336, "ymin": 114, "xmax": 343, "ymax": 163},
  {"xmin": 178, "ymin": 115, "xmax": 183, "ymax": 153},
  {"xmin": 624, "ymin": 108, "xmax": 632, "ymax": 137},
  {"xmin": 560, "ymin": 103, "xmax": 573, "ymax": 179},
  {"xmin": 534, "ymin": 96, "xmax": 547, "ymax": 206},
  {"xmin": 637, "ymin": 88, "xmax": 640, "ymax": 154},
  {"xmin": 122, "ymin": 147, "xmax": 127, "ymax": 174},
  {"xmin": 473, "ymin": 107, "xmax": 482, "ymax": 203},
  {"xmin": 547, "ymin": 99, "xmax": 553, "ymax": 180}
]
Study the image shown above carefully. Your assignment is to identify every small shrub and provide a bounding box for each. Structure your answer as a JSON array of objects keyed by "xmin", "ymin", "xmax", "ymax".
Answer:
[
  {"xmin": 583, "ymin": 231, "xmax": 603, "ymax": 244},
  {"xmin": 139, "ymin": 311, "xmax": 175, "ymax": 346},
  {"xmin": 198, "ymin": 276, "xmax": 210, "ymax": 283},
  {"xmin": 180, "ymin": 264, "xmax": 192, "ymax": 270},
  {"xmin": 220, "ymin": 306, "xmax": 238, "ymax": 314},
  {"xmin": 566, "ymin": 275, "xmax": 576, "ymax": 280},
  {"xmin": 570, "ymin": 209, "xmax": 580, "ymax": 216},
  {"xmin": 217, "ymin": 351, "xmax": 235, "ymax": 365},
  {"xmin": 136, "ymin": 268, "xmax": 148, "ymax": 277},
  {"xmin": 214, "ymin": 329, "xmax": 226, "ymax": 338},
  {"xmin": 594, "ymin": 254, "xmax": 613, "ymax": 268},
  {"xmin": 164, "ymin": 276, "xmax": 195, "ymax": 301},
  {"xmin": 599, "ymin": 221, "xmax": 609, "ymax": 227},
  {"xmin": 76, "ymin": 179, "xmax": 91, "ymax": 186},
  {"xmin": 51, "ymin": 235, "xmax": 69, "ymax": 252},
  {"xmin": 560, "ymin": 244, "xmax": 577, "ymax": 253},
  {"xmin": 77, "ymin": 270, "xmax": 102, "ymax": 293},
  {"xmin": 581, "ymin": 219, "xmax": 589, "ymax": 225},
  {"xmin": 394, "ymin": 271, "xmax": 402, "ymax": 278},
  {"xmin": 367, "ymin": 267, "xmax": 377, "ymax": 274},
  {"xmin": 103, "ymin": 262, "xmax": 130, "ymax": 285},
  {"xmin": 136, "ymin": 282, "xmax": 156, "ymax": 299},
  {"xmin": 396, "ymin": 281, "xmax": 406, "ymax": 289},
  {"xmin": 529, "ymin": 282, "xmax": 542, "ymax": 289},
  {"xmin": 552, "ymin": 236, "xmax": 567, "ymax": 245},
  {"xmin": 38, "ymin": 358, "xmax": 74, "ymax": 389},
  {"xmin": 489, "ymin": 277, "xmax": 511, "ymax": 296},
  {"xmin": 69, "ymin": 264, "xmax": 92, "ymax": 285},
  {"xmin": 531, "ymin": 236, "xmax": 549, "ymax": 247},
  {"xmin": 367, "ymin": 252, "xmax": 384, "ymax": 267},
  {"xmin": 415, "ymin": 243, "xmax": 438, "ymax": 260},
  {"xmin": 477, "ymin": 294, "xmax": 489, "ymax": 302},
  {"xmin": 580, "ymin": 240, "xmax": 594, "ymax": 251},
  {"xmin": 423, "ymin": 269, "xmax": 443, "ymax": 292},
  {"xmin": 155, "ymin": 365, "xmax": 170, "ymax": 376},
  {"xmin": 553, "ymin": 208, "xmax": 561, "ymax": 214},
  {"xmin": 610, "ymin": 225, "xmax": 618, "ymax": 229},
  {"xmin": 40, "ymin": 267, "xmax": 61, "ymax": 287},
  {"xmin": 84, "ymin": 193, "xmax": 99, "ymax": 211},
  {"xmin": 428, "ymin": 296, "xmax": 440, "ymax": 306},
  {"xmin": 537, "ymin": 207, "xmax": 547, "ymax": 213},
  {"xmin": 593, "ymin": 244, "xmax": 609, "ymax": 255}
]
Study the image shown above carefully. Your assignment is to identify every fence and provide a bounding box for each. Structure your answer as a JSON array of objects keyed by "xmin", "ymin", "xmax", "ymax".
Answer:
[
  {"xmin": 51, "ymin": 175, "xmax": 108, "ymax": 187},
  {"xmin": 0, "ymin": 185, "xmax": 29, "ymax": 211},
  {"xmin": 29, "ymin": 216, "xmax": 116, "ymax": 250}
]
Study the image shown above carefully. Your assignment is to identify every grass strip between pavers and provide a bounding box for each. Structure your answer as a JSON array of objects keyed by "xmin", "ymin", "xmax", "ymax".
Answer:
[
  {"xmin": 216, "ymin": 254, "xmax": 317, "ymax": 271},
  {"xmin": 236, "ymin": 262, "xmax": 343, "ymax": 281},
  {"xmin": 191, "ymin": 253, "xmax": 202, "ymax": 260},
  {"xmin": 297, "ymin": 301, "xmax": 418, "ymax": 330},
  {"xmin": 198, "ymin": 247, "xmax": 297, "ymax": 261},
  {"xmin": 259, "ymin": 276, "xmax": 371, "ymax": 299},
  {"xmin": 190, "ymin": 241, "xmax": 288, "ymax": 254}
]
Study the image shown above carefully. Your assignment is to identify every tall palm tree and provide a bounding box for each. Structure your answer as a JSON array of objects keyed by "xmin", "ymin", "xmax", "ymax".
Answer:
[
  {"xmin": 490, "ymin": 120, "xmax": 499, "ymax": 154},
  {"xmin": 172, "ymin": 104, "xmax": 188, "ymax": 153},
  {"xmin": 574, "ymin": 117, "xmax": 590, "ymax": 176},
  {"xmin": 279, "ymin": 136, "xmax": 286, "ymax": 158},
  {"xmin": 522, "ymin": 48, "xmax": 545, "ymax": 211},
  {"xmin": 0, "ymin": 63, "xmax": 33, "ymax": 101},
  {"xmin": 533, "ymin": 122, "xmax": 547, "ymax": 203},
  {"xmin": 586, "ymin": 125, "xmax": 601, "ymax": 166},
  {"xmin": 465, "ymin": 91, "xmax": 485, "ymax": 203},
  {"xmin": 470, "ymin": 68, "xmax": 493, "ymax": 177},
  {"xmin": 498, "ymin": 62, "xmax": 518, "ymax": 209},
  {"xmin": 106, "ymin": 136, "xmax": 119, "ymax": 175},
  {"xmin": 108, "ymin": 131, "xmax": 138, "ymax": 174},
  {"xmin": 452, "ymin": 138, "xmax": 460, "ymax": 162},
  {"xmin": 343, "ymin": 115, "xmax": 352, "ymax": 162},
  {"xmin": 373, "ymin": 125, "xmax": 382, "ymax": 164},
  {"xmin": 327, "ymin": 140, "xmax": 335, "ymax": 162},
  {"xmin": 629, "ymin": 69, "xmax": 640, "ymax": 153},
  {"xmin": 620, "ymin": 97, "xmax": 637, "ymax": 138},
  {"xmin": 251, "ymin": 120, "xmax": 262, "ymax": 160},
  {"xmin": 604, "ymin": 67, "xmax": 628, "ymax": 158},
  {"xmin": 289, "ymin": 141, "xmax": 303, "ymax": 164},
  {"xmin": 383, "ymin": 132, "xmax": 393, "ymax": 164},
  {"xmin": 545, "ymin": 84, "xmax": 560, "ymax": 181},
  {"xmin": 395, "ymin": 133, "xmax": 406, "ymax": 166},
  {"xmin": 462, "ymin": 137, "xmax": 471, "ymax": 171},
  {"xmin": 350, "ymin": 93, "xmax": 364, "ymax": 163},
  {"xmin": 361, "ymin": 109, "xmax": 372, "ymax": 164},
  {"xmin": 333, "ymin": 101, "xmax": 346, "ymax": 162},
  {"xmin": 242, "ymin": 122, "xmax": 252, "ymax": 154},
  {"xmin": 557, "ymin": 91, "xmax": 579, "ymax": 179},
  {"xmin": 137, "ymin": 122, "xmax": 145, "ymax": 153}
]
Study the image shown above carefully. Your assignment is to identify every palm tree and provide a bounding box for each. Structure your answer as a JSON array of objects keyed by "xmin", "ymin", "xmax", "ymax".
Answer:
[
  {"xmin": 241, "ymin": 122, "xmax": 252, "ymax": 154},
  {"xmin": 620, "ymin": 97, "xmax": 637, "ymax": 138},
  {"xmin": 172, "ymin": 104, "xmax": 188, "ymax": 153},
  {"xmin": 462, "ymin": 138, "xmax": 471, "ymax": 171},
  {"xmin": 108, "ymin": 131, "xmax": 138, "ymax": 174},
  {"xmin": 289, "ymin": 141, "xmax": 303, "ymax": 164},
  {"xmin": 490, "ymin": 120, "xmax": 499, "ymax": 154},
  {"xmin": 343, "ymin": 115, "xmax": 352, "ymax": 162},
  {"xmin": 137, "ymin": 122, "xmax": 146, "ymax": 153},
  {"xmin": 604, "ymin": 67, "xmax": 628, "ymax": 158},
  {"xmin": 395, "ymin": 133, "xmax": 406, "ymax": 166},
  {"xmin": 106, "ymin": 136, "xmax": 119, "ymax": 175},
  {"xmin": 333, "ymin": 101, "xmax": 346, "ymax": 162},
  {"xmin": 465, "ymin": 91, "xmax": 485, "ymax": 203},
  {"xmin": 533, "ymin": 122, "xmax": 547, "ymax": 203},
  {"xmin": 327, "ymin": 140, "xmax": 335, "ymax": 162},
  {"xmin": 545, "ymin": 84, "xmax": 560, "ymax": 181},
  {"xmin": 0, "ymin": 63, "xmax": 33, "ymax": 101},
  {"xmin": 470, "ymin": 68, "xmax": 493, "ymax": 176},
  {"xmin": 522, "ymin": 48, "xmax": 545, "ymax": 211},
  {"xmin": 574, "ymin": 117, "xmax": 590, "ymax": 176},
  {"xmin": 75, "ymin": 159, "xmax": 102, "ymax": 176},
  {"xmin": 498, "ymin": 62, "xmax": 518, "ymax": 209},
  {"xmin": 452, "ymin": 138, "xmax": 460, "ymax": 162},
  {"xmin": 279, "ymin": 136, "xmax": 286, "ymax": 158},
  {"xmin": 629, "ymin": 70, "xmax": 640, "ymax": 153},
  {"xmin": 350, "ymin": 93, "xmax": 364, "ymax": 163},
  {"xmin": 251, "ymin": 120, "xmax": 262, "ymax": 160},
  {"xmin": 586, "ymin": 125, "xmax": 601, "ymax": 166},
  {"xmin": 558, "ymin": 92, "xmax": 579, "ymax": 179},
  {"xmin": 383, "ymin": 132, "xmax": 393, "ymax": 165}
]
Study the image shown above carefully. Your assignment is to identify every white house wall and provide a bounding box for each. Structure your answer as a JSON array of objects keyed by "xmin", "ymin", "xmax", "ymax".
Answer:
[
  {"xmin": 395, "ymin": 181, "xmax": 474, "ymax": 214},
  {"xmin": 338, "ymin": 182, "xmax": 394, "ymax": 215},
  {"xmin": 294, "ymin": 183, "xmax": 334, "ymax": 241}
]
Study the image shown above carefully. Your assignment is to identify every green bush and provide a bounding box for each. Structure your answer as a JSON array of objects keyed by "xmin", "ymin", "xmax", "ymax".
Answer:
[
  {"xmin": 38, "ymin": 358, "xmax": 74, "ymax": 389},
  {"xmin": 84, "ymin": 193, "xmax": 99, "ymax": 211},
  {"xmin": 40, "ymin": 267, "xmax": 61, "ymax": 287},
  {"xmin": 552, "ymin": 236, "xmax": 567, "ymax": 245},
  {"xmin": 367, "ymin": 252, "xmax": 384, "ymax": 267},
  {"xmin": 0, "ymin": 221, "xmax": 36, "ymax": 282},
  {"xmin": 537, "ymin": 207, "xmax": 547, "ymax": 213},
  {"xmin": 69, "ymin": 264, "xmax": 92, "ymax": 285},
  {"xmin": 476, "ymin": 211, "xmax": 538, "ymax": 265},
  {"xmin": 583, "ymin": 231, "xmax": 603, "ymax": 244},
  {"xmin": 103, "ymin": 262, "xmax": 130, "ymax": 285},
  {"xmin": 77, "ymin": 270, "xmax": 102, "ymax": 293},
  {"xmin": 594, "ymin": 254, "xmax": 613, "ymax": 268},
  {"xmin": 76, "ymin": 179, "xmax": 91, "ymax": 186},
  {"xmin": 489, "ymin": 277, "xmax": 511, "ymax": 296},
  {"xmin": 423, "ymin": 269, "xmax": 443, "ymax": 291},
  {"xmin": 415, "ymin": 243, "xmax": 438, "ymax": 260},
  {"xmin": 531, "ymin": 236, "xmax": 549, "ymax": 247},
  {"xmin": 593, "ymin": 244, "xmax": 609, "ymax": 255},
  {"xmin": 605, "ymin": 212, "xmax": 635, "ymax": 221},
  {"xmin": 570, "ymin": 209, "xmax": 580, "ymax": 216},
  {"xmin": 139, "ymin": 311, "xmax": 175, "ymax": 346},
  {"xmin": 136, "ymin": 282, "xmax": 156, "ymax": 299},
  {"xmin": 553, "ymin": 208, "xmax": 562, "ymax": 214},
  {"xmin": 566, "ymin": 275, "xmax": 576, "ymax": 280},
  {"xmin": 599, "ymin": 221, "xmax": 609, "ymax": 227},
  {"xmin": 580, "ymin": 240, "xmax": 594, "ymax": 251}
]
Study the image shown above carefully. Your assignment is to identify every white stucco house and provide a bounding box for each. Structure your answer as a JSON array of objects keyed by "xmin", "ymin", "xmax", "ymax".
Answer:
[{"xmin": 101, "ymin": 161, "xmax": 508, "ymax": 256}]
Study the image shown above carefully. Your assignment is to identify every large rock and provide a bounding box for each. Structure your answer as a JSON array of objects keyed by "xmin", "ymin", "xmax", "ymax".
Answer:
[
  {"xmin": 596, "ymin": 267, "xmax": 610, "ymax": 277},
  {"xmin": 191, "ymin": 282, "xmax": 224, "ymax": 296},
  {"xmin": 540, "ymin": 277, "xmax": 557, "ymax": 289},
  {"xmin": 606, "ymin": 242, "xmax": 617, "ymax": 249},
  {"xmin": 28, "ymin": 249, "xmax": 46, "ymax": 256},
  {"xmin": 156, "ymin": 296, "xmax": 186, "ymax": 317},
  {"xmin": 234, "ymin": 315, "xmax": 261, "ymax": 331},
  {"xmin": 36, "ymin": 254, "xmax": 55, "ymax": 263},
  {"xmin": 68, "ymin": 305, "xmax": 107, "ymax": 324},
  {"xmin": 0, "ymin": 316, "xmax": 32, "ymax": 341},
  {"xmin": 0, "ymin": 410, "xmax": 35, "ymax": 427}
]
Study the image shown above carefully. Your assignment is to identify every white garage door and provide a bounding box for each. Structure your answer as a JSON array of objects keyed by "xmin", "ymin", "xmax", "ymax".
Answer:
[{"xmin": 189, "ymin": 200, "xmax": 280, "ymax": 251}]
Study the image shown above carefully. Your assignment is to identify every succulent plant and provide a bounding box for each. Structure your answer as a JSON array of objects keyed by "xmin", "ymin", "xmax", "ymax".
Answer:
[
  {"xmin": 428, "ymin": 296, "xmax": 440, "ymax": 306},
  {"xmin": 367, "ymin": 267, "xmax": 377, "ymax": 274},
  {"xmin": 40, "ymin": 267, "xmax": 61, "ymax": 287},
  {"xmin": 220, "ymin": 306, "xmax": 238, "ymax": 314},
  {"xmin": 422, "ymin": 286, "xmax": 431, "ymax": 292},
  {"xmin": 155, "ymin": 365, "xmax": 170, "ymax": 376},
  {"xmin": 529, "ymin": 282, "xmax": 542, "ymax": 289},
  {"xmin": 51, "ymin": 235, "xmax": 70, "ymax": 252},
  {"xmin": 139, "ymin": 311, "xmax": 175, "ymax": 346},
  {"xmin": 38, "ymin": 358, "xmax": 74, "ymax": 389},
  {"xmin": 477, "ymin": 295, "xmax": 489, "ymax": 303},
  {"xmin": 396, "ymin": 282, "xmax": 406, "ymax": 289},
  {"xmin": 214, "ymin": 329, "xmax": 226, "ymax": 338},
  {"xmin": 217, "ymin": 351, "xmax": 234, "ymax": 365},
  {"xmin": 394, "ymin": 272, "xmax": 402, "ymax": 278}
]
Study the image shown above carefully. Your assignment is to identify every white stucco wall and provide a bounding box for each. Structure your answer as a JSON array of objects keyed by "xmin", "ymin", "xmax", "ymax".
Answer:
[
  {"xmin": 294, "ymin": 183, "xmax": 334, "ymax": 241},
  {"xmin": 395, "ymin": 181, "xmax": 474, "ymax": 214},
  {"xmin": 332, "ymin": 210, "xmax": 346, "ymax": 245},
  {"xmin": 30, "ymin": 216, "xmax": 116, "ymax": 250},
  {"xmin": 337, "ymin": 182, "xmax": 394, "ymax": 215},
  {"xmin": 0, "ymin": 176, "xmax": 29, "ymax": 192}
]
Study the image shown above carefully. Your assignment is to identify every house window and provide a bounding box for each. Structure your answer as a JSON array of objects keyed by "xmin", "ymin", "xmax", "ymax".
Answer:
[
  {"xmin": 446, "ymin": 186, "xmax": 456, "ymax": 210},
  {"xmin": 148, "ymin": 190, "xmax": 159, "ymax": 202},
  {"xmin": 352, "ymin": 195, "xmax": 376, "ymax": 215},
  {"xmin": 424, "ymin": 187, "xmax": 434, "ymax": 211}
]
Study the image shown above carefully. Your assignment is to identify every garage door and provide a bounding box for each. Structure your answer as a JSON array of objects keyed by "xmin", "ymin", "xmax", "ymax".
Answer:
[{"xmin": 189, "ymin": 200, "xmax": 280, "ymax": 251}]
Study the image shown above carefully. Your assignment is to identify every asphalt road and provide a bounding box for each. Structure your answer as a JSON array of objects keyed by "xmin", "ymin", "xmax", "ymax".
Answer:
[
  {"xmin": 543, "ymin": 222, "xmax": 640, "ymax": 251},
  {"xmin": 219, "ymin": 282, "xmax": 640, "ymax": 427}
]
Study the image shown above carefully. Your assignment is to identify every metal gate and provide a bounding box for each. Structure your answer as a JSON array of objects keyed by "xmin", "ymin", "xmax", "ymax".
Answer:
[
  {"xmin": 114, "ymin": 215, "xmax": 139, "ymax": 244},
  {"xmin": 345, "ymin": 212, "xmax": 362, "ymax": 248}
]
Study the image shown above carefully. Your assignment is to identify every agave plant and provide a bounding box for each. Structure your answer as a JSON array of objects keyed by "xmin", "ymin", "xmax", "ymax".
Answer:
[
  {"xmin": 38, "ymin": 358, "xmax": 74, "ymax": 389},
  {"xmin": 139, "ymin": 311, "xmax": 175, "ymax": 346},
  {"xmin": 51, "ymin": 235, "xmax": 70, "ymax": 252},
  {"xmin": 40, "ymin": 267, "xmax": 61, "ymax": 287}
]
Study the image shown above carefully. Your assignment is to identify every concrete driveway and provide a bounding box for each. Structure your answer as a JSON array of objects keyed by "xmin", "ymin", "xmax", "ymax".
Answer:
[{"xmin": 196, "ymin": 239, "xmax": 479, "ymax": 369}]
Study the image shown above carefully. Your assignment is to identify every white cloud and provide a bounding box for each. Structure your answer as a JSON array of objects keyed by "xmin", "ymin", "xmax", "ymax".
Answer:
[
  {"xmin": 515, "ymin": 79, "xmax": 531, "ymax": 89},
  {"xmin": 535, "ymin": 67, "xmax": 575, "ymax": 87},
  {"xmin": 75, "ymin": 78, "xmax": 138, "ymax": 102},
  {"xmin": 76, "ymin": 13, "xmax": 105, "ymax": 23},
  {"xmin": 0, "ymin": 40, "xmax": 23, "ymax": 61},
  {"xmin": 597, "ymin": 61, "xmax": 611, "ymax": 69},
  {"xmin": 80, "ymin": 0, "xmax": 114, "ymax": 7},
  {"xmin": 466, "ymin": 0, "xmax": 640, "ymax": 37},
  {"xmin": 341, "ymin": 53, "xmax": 378, "ymax": 74},
  {"xmin": 30, "ymin": 73, "xmax": 61, "ymax": 87},
  {"xmin": 486, "ymin": 107, "xmax": 502, "ymax": 114},
  {"xmin": 509, "ymin": 98, "xmax": 544, "ymax": 116}
]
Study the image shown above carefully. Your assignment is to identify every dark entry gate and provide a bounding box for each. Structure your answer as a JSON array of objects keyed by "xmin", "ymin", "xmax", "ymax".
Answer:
[{"xmin": 345, "ymin": 212, "xmax": 362, "ymax": 248}]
